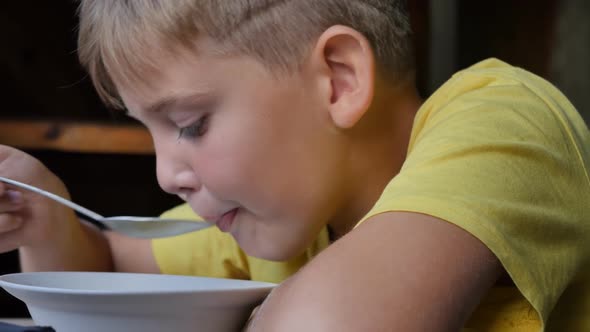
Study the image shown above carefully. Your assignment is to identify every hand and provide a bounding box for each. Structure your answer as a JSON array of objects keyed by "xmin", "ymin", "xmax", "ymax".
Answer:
[{"xmin": 0, "ymin": 145, "xmax": 78, "ymax": 253}]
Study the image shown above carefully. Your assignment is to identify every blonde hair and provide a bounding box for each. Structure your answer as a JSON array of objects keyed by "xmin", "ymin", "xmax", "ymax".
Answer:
[{"xmin": 78, "ymin": 0, "xmax": 414, "ymax": 109}]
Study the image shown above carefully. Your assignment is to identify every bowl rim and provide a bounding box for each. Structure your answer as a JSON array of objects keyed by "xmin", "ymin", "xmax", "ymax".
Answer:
[{"xmin": 0, "ymin": 271, "xmax": 277, "ymax": 296}]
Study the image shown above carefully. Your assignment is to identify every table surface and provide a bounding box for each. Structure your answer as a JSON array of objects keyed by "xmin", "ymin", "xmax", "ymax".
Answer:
[{"xmin": 0, "ymin": 318, "xmax": 35, "ymax": 326}]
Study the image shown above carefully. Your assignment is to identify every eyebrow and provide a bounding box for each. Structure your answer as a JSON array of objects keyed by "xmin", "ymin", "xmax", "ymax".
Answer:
[{"xmin": 143, "ymin": 91, "xmax": 212, "ymax": 115}]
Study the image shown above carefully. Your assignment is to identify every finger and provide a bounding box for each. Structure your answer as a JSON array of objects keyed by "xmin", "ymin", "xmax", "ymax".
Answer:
[
  {"xmin": 0, "ymin": 213, "xmax": 23, "ymax": 233},
  {"xmin": 0, "ymin": 189, "xmax": 24, "ymax": 212}
]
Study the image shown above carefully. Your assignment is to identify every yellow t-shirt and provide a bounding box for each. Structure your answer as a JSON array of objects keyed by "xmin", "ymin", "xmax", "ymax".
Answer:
[
  {"xmin": 153, "ymin": 58, "xmax": 590, "ymax": 331},
  {"xmin": 360, "ymin": 58, "xmax": 590, "ymax": 331}
]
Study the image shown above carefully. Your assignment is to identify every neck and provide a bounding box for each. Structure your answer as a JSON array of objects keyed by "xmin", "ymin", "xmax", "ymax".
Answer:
[{"xmin": 328, "ymin": 81, "xmax": 422, "ymax": 240}]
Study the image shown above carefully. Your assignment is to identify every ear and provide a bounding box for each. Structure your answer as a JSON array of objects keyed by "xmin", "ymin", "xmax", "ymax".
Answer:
[{"xmin": 311, "ymin": 25, "xmax": 375, "ymax": 129}]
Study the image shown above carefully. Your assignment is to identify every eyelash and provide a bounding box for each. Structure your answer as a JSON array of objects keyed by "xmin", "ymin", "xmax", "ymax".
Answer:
[{"xmin": 178, "ymin": 115, "xmax": 209, "ymax": 140}]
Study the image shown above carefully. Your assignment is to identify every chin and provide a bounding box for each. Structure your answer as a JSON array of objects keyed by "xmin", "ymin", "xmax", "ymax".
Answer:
[
  {"xmin": 230, "ymin": 214, "xmax": 316, "ymax": 261},
  {"xmin": 234, "ymin": 232, "xmax": 306, "ymax": 262},
  {"xmin": 239, "ymin": 241, "xmax": 300, "ymax": 261}
]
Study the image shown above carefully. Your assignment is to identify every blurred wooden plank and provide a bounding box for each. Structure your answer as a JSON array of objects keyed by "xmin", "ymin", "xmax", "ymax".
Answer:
[{"xmin": 0, "ymin": 120, "xmax": 154, "ymax": 155}]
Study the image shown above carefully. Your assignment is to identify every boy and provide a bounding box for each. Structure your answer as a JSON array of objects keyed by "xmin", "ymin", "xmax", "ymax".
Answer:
[{"xmin": 0, "ymin": 0, "xmax": 589, "ymax": 330}]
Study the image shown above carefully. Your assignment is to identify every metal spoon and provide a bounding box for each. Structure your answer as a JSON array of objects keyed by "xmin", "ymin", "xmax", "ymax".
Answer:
[{"xmin": 0, "ymin": 176, "xmax": 212, "ymax": 238}]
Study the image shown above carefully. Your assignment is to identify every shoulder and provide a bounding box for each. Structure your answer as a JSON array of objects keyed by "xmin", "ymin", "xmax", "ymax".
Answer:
[{"xmin": 420, "ymin": 57, "xmax": 581, "ymax": 131}]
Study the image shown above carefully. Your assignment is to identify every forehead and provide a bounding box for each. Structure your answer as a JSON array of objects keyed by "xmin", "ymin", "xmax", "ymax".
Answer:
[{"xmin": 115, "ymin": 44, "xmax": 277, "ymax": 116}]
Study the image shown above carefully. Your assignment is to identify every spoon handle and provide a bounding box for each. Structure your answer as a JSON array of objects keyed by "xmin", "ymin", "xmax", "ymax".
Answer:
[{"xmin": 0, "ymin": 176, "xmax": 104, "ymax": 221}]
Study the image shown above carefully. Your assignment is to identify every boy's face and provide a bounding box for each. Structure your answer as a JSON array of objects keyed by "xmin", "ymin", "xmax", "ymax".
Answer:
[{"xmin": 119, "ymin": 45, "xmax": 351, "ymax": 260}]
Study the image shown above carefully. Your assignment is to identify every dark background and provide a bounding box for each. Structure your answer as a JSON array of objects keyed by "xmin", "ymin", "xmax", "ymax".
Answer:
[{"xmin": 0, "ymin": 0, "xmax": 588, "ymax": 317}]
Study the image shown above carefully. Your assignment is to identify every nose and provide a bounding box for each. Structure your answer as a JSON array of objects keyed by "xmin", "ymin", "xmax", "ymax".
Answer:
[{"xmin": 154, "ymin": 141, "xmax": 200, "ymax": 196}]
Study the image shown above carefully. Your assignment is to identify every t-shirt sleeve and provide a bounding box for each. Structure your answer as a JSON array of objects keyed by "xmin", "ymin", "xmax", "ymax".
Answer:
[
  {"xmin": 360, "ymin": 71, "xmax": 589, "ymax": 323},
  {"xmin": 152, "ymin": 204, "xmax": 251, "ymax": 280}
]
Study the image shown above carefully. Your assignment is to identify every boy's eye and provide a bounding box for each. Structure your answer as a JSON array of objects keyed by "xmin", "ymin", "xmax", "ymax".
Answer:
[{"xmin": 178, "ymin": 115, "xmax": 209, "ymax": 140}]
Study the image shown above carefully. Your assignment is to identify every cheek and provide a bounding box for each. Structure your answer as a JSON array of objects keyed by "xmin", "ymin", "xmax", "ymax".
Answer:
[
  {"xmin": 195, "ymin": 125, "xmax": 288, "ymax": 214},
  {"xmin": 191, "ymin": 135, "xmax": 258, "ymax": 194},
  {"xmin": 196, "ymin": 81, "xmax": 324, "ymax": 207}
]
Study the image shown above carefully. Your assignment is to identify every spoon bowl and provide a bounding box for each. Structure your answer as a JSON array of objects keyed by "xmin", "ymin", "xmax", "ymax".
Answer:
[{"xmin": 99, "ymin": 216, "xmax": 211, "ymax": 238}]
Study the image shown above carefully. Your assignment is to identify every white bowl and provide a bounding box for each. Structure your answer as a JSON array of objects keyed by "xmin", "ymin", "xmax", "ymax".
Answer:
[{"xmin": 0, "ymin": 272, "xmax": 276, "ymax": 332}]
